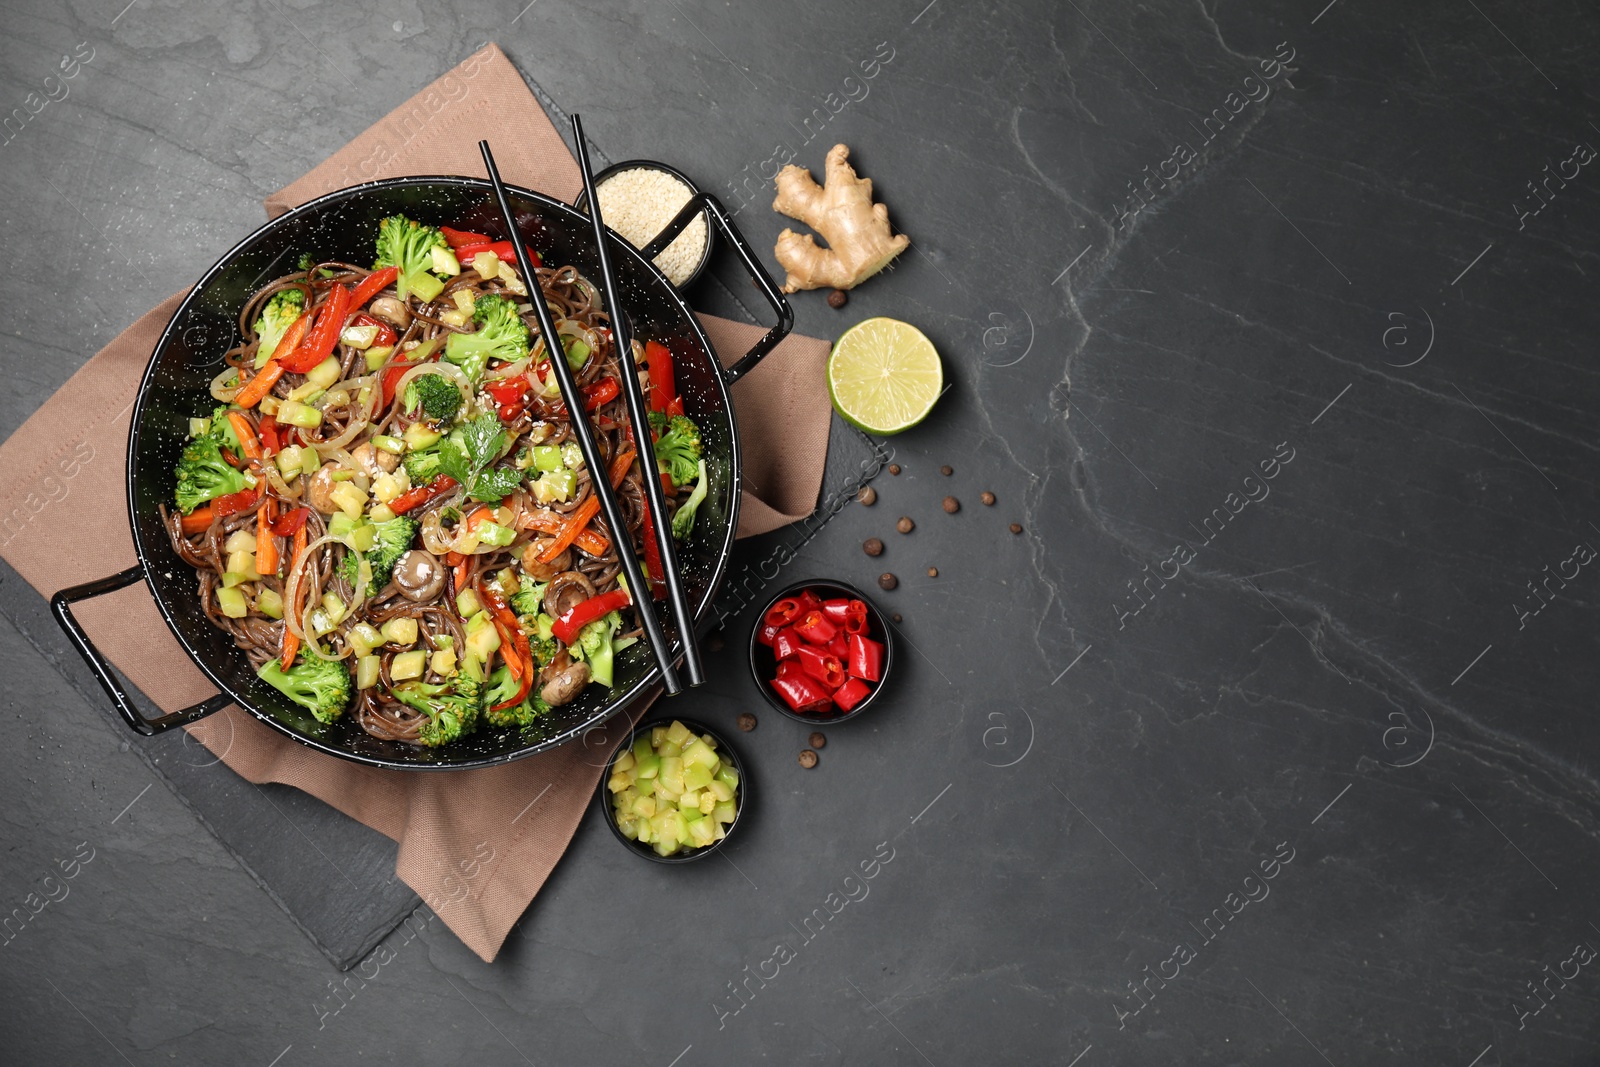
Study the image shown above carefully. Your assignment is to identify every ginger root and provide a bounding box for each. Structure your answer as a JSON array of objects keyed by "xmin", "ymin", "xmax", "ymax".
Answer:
[{"xmin": 771, "ymin": 144, "xmax": 909, "ymax": 293}]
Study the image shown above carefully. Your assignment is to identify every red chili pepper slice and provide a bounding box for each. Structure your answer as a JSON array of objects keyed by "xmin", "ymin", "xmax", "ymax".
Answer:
[
  {"xmin": 454, "ymin": 241, "xmax": 544, "ymax": 269},
  {"xmin": 756, "ymin": 620, "xmax": 783, "ymax": 647},
  {"xmin": 270, "ymin": 506, "xmax": 310, "ymax": 537},
  {"xmin": 775, "ymin": 658, "xmax": 804, "ymax": 680},
  {"xmin": 764, "ymin": 597, "xmax": 803, "ymax": 629},
  {"xmin": 832, "ymin": 676, "xmax": 872, "ymax": 712},
  {"xmin": 847, "ymin": 634, "xmax": 884, "ymax": 682},
  {"xmin": 551, "ymin": 588, "xmax": 632, "ymax": 646},
  {"xmin": 827, "ymin": 632, "xmax": 849, "ymax": 659},
  {"xmin": 796, "ymin": 645, "xmax": 846, "ymax": 690},
  {"xmin": 645, "ymin": 340, "xmax": 676, "ymax": 413},
  {"xmin": 794, "ymin": 588, "xmax": 823, "ymax": 613},
  {"xmin": 390, "ymin": 474, "xmax": 458, "ymax": 514},
  {"xmin": 770, "ymin": 627, "xmax": 803, "ymax": 662},
  {"xmin": 348, "ymin": 266, "xmax": 398, "ymax": 310},
  {"xmin": 792, "ymin": 610, "xmax": 837, "ymax": 646},
  {"xmin": 769, "ymin": 674, "xmax": 832, "ymax": 713}
]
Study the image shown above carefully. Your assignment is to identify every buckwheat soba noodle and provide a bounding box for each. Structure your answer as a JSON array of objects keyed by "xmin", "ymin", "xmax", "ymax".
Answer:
[{"xmin": 159, "ymin": 215, "xmax": 708, "ymax": 747}]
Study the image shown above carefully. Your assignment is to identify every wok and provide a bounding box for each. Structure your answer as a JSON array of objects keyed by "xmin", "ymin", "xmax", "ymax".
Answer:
[{"xmin": 50, "ymin": 176, "xmax": 792, "ymax": 769}]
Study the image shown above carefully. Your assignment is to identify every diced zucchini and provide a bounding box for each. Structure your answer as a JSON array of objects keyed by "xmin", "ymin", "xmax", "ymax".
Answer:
[
  {"xmin": 614, "ymin": 750, "xmax": 636, "ymax": 773},
  {"xmin": 372, "ymin": 472, "xmax": 405, "ymax": 504},
  {"xmin": 608, "ymin": 771, "xmax": 631, "ymax": 793},
  {"xmin": 465, "ymin": 623, "xmax": 500, "ymax": 663},
  {"xmin": 682, "ymin": 738, "xmax": 718, "ymax": 769},
  {"xmin": 439, "ymin": 307, "xmax": 472, "ymax": 329},
  {"xmin": 330, "ymin": 482, "xmax": 368, "ymax": 518},
  {"xmin": 682, "ymin": 763, "xmax": 714, "ymax": 792},
  {"xmin": 189, "ymin": 417, "xmax": 211, "ymax": 438},
  {"xmin": 404, "ymin": 422, "xmax": 442, "ymax": 450},
  {"xmin": 708, "ymin": 780, "xmax": 734, "ymax": 803},
  {"xmin": 390, "ymin": 650, "xmax": 426, "ymax": 681},
  {"xmin": 350, "ymin": 622, "xmax": 384, "ymax": 656},
  {"xmin": 430, "ymin": 246, "xmax": 461, "ymax": 277},
  {"xmin": 277, "ymin": 399, "xmax": 322, "ymax": 429},
  {"xmin": 531, "ymin": 444, "xmax": 563, "ymax": 472},
  {"xmin": 452, "ymin": 289, "xmax": 475, "ymax": 313},
  {"xmin": 320, "ymin": 591, "xmax": 347, "ymax": 627},
  {"xmin": 275, "ymin": 445, "xmax": 306, "ymax": 479},
  {"xmin": 340, "ymin": 324, "xmax": 379, "ymax": 350},
  {"xmin": 371, "ymin": 434, "xmax": 405, "ymax": 454},
  {"xmin": 410, "ymin": 272, "xmax": 445, "ymax": 304},
  {"xmin": 365, "ymin": 345, "xmax": 395, "ymax": 371},
  {"xmin": 368, "ymin": 503, "xmax": 396, "ymax": 523},
  {"xmin": 224, "ymin": 530, "xmax": 258, "ymax": 554},
  {"xmin": 456, "ymin": 589, "xmax": 482, "ymax": 618},
  {"xmin": 224, "ymin": 549, "xmax": 255, "ymax": 576},
  {"xmin": 381, "ymin": 617, "xmax": 418, "ymax": 646},
  {"xmin": 666, "ymin": 720, "xmax": 692, "ymax": 746},
  {"xmin": 476, "ymin": 522, "xmax": 516, "ymax": 547},
  {"xmin": 220, "ymin": 571, "xmax": 253, "ymax": 589},
  {"xmin": 356, "ymin": 655, "xmax": 381, "ymax": 690},
  {"xmin": 713, "ymin": 800, "xmax": 737, "ymax": 825},
  {"xmin": 532, "ymin": 469, "xmax": 575, "ymax": 504},
  {"xmin": 215, "ymin": 586, "xmax": 248, "ymax": 618},
  {"xmin": 430, "ymin": 649, "xmax": 457, "ymax": 677},
  {"xmin": 471, "ymin": 251, "xmax": 499, "ymax": 279},
  {"xmin": 634, "ymin": 796, "xmax": 657, "ymax": 818},
  {"xmin": 256, "ymin": 589, "xmax": 284, "ymax": 619}
]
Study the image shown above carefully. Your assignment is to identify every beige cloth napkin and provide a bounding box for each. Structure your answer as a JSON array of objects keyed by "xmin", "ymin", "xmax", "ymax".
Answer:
[{"xmin": 0, "ymin": 43, "xmax": 830, "ymax": 962}]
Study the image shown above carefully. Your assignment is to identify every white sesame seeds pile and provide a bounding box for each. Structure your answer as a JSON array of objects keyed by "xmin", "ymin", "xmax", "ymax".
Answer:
[{"xmin": 595, "ymin": 167, "xmax": 709, "ymax": 286}]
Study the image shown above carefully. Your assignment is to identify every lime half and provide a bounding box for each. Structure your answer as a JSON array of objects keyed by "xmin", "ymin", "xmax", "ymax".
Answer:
[{"xmin": 826, "ymin": 317, "xmax": 943, "ymax": 435}]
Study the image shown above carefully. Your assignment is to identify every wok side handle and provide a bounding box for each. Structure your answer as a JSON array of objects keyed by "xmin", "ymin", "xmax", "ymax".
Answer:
[
  {"xmin": 641, "ymin": 193, "xmax": 794, "ymax": 383},
  {"xmin": 51, "ymin": 566, "xmax": 231, "ymax": 737}
]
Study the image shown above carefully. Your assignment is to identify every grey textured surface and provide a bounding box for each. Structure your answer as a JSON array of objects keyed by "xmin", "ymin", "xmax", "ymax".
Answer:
[{"xmin": 3, "ymin": 1, "xmax": 1599, "ymax": 1064}]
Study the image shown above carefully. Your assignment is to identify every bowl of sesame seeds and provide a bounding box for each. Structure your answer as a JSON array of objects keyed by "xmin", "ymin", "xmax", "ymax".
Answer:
[{"xmin": 573, "ymin": 160, "xmax": 714, "ymax": 289}]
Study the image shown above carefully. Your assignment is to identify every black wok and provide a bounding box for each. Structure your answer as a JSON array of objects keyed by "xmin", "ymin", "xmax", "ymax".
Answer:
[{"xmin": 51, "ymin": 176, "xmax": 791, "ymax": 769}]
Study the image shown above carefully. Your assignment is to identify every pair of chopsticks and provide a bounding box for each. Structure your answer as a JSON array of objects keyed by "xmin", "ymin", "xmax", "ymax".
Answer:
[{"xmin": 479, "ymin": 133, "xmax": 703, "ymax": 695}]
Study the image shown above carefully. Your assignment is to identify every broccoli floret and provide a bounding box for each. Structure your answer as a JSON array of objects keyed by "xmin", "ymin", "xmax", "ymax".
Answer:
[
  {"xmin": 174, "ymin": 434, "xmax": 254, "ymax": 514},
  {"xmin": 443, "ymin": 294, "xmax": 530, "ymax": 384},
  {"xmin": 339, "ymin": 515, "xmax": 420, "ymax": 589},
  {"xmin": 373, "ymin": 214, "xmax": 451, "ymax": 304},
  {"xmin": 391, "ymin": 675, "xmax": 482, "ymax": 747},
  {"xmin": 403, "ymin": 448, "xmax": 444, "ymax": 485},
  {"xmin": 208, "ymin": 405, "xmax": 244, "ymax": 457},
  {"xmin": 403, "ymin": 372, "xmax": 462, "ymax": 425},
  {"xmin": 654, "ymin": 414, "xmax": 703, "ymax": 488},
  {"xmin": 671, "ymin": 459, "xmax": 709, "ymax": 540},
  {"xmin": 568, "ymin": 611, "xmax": 621, "ymax": 688},
  {"xmin": 508, "ymin": 585, "xmax": 545, "ymax": 619},
  {"xmin": 257, "ymin": 655, "xmax": 352, "ymax": 724},
  {"xmin": 253, "ymin": 288, "xmax": 306, "ymax": 368},
  {"xmin": 482, "ymin": 664, "xmax": 551, "ymax": 728},
  {"xmin": 647, "ymin": 410, "xmax": 668, "ymax": 434},
  {"xmin": 530, "ymin": 635, "xmax": 559, "ymax": 669}
]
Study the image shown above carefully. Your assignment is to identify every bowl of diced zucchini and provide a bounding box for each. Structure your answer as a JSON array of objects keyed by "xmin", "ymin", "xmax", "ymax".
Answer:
[{"xmin": 600, "ymin": 717, "xmax": 746, "ymax": 862}]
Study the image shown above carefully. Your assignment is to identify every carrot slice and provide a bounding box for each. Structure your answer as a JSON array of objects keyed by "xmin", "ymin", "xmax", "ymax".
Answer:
[
  {"xmin": 255, "ymin": 499, "xmax": 279, "ymax": 575},
  {"xmin": 228, "ymin": 411, "xmax": 263, "ymax": 464},
  {"xmin": 235, "ymin": 361, "xmax": 284, "ymax": 410},
  {"xmin": 280, "ymin": 525, "xmax": 308, "ymax": 669},
  {"xmin": 537, "ymin": 495, "xmax": 599, "ymax": 564},
  {"xmin": 516, "ymin": 510, "xmax": 609, "ymax": 557},
  {"xmin": 180, "ymin": 506, "xmax": 214, "ymax": 535}
]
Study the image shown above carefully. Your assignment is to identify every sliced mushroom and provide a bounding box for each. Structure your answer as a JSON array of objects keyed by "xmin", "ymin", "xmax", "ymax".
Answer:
[
  {"xmin": 369, "ymin": 295, "xmax": 411, "ymax": 329},
  {"xmin": 520, "ymin": 542, "xmax": 571, "ymax": 583},
  {"xmin": 540, "ymin": 653, "xmax": 591, "ymax": 706},
  {"xmin": 542, "ymin": 570, "xmax": 596, "ymax": 620},
  {"xmin": 305, "ymin": 463, "xmax": 343, "ymax": 515},
  {"xmin": 391, "ymin": 549, "xmax": 445, "ymax": 602},
  {"xmin": 351, "ymin": 441, "xmax": 399, "ymax": 479}
]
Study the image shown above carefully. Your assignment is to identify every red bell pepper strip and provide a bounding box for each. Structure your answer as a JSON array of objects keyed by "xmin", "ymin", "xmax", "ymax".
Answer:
[
  {"xmin": 380, "ymin": 360, "xmax": 421, "ymax": 411},
  {"xmin": 833, "ymin": 676, "xmax": 872, "ymax": 712},
  {"xmin": 211, "ymin": 485, "xmax": 261, "ymax": 517},
  {"xmin": 765, "ymin": 597, "xmax": 803, "ymax": 629},
  {"xmin": 349, "ymin": 266, "xmax": 399, "ymax": 310},
  {"xmin": 665, "ymin": 396, "xmax": 684, "ymax": 418},
  {"xmin": 270, "ymin": 506, "xmax": 310, "ymax": 537},
  {"xmin": 583, "ymin": 377, "xmax": 619, "ymax": 411},
  {"xmin": 797, "ymin": 645, "xmax": 846, "ymax": 690},
  {"xmin": 390, "ymin": 474, "xmax": 459, "ymax": 514},
  {"xmin": 769, "ymin": 674, "xmax": 832, "ymax": 713},
  {"xmin": 848, "ymin": 634, "xmax": 884, "ymax": 682},
  {"xmin": 792, "ymin": 610, "xmax": 837, "ymax": 646},
  {"xmin": 280, "ymin": 283, "xmax": 352, "ymax": 374},
  {"xmin": 257, "ymin": 414, "xmax": 281, "ymax": 457},
  {"xmin": 756, "ymin": 620, "xmax": 782, "ymax": 647},
  {"xmin": 454, "ymin": 241, "xmax": 544, "ymax": 268},
  {"xmin": 441, "ymin": 226, "xmax": 492, "ymax": 249},
  {"xmin": 645, "ymin": 340, "xmax": 676, "ymax": 413},
  {"xmin": 478, "ymin": 582, "xmax": 534, "ymax": 712},
  {"xmin": 770, "ymin": 627, "xmax": 802, "ymax": 662},
  {"xmin": 551, "ymin": 588, "xmax": 632, "ymax": 646}
]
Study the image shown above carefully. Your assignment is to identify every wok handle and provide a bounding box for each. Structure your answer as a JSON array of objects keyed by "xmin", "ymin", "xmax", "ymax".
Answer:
[
  {"xmin": 641, "ymin": 193, "xmax": 794, "ymax": 383},
  {"xmin": 51, "ymin": 566, "xmax": 231, "ymax": 737}
]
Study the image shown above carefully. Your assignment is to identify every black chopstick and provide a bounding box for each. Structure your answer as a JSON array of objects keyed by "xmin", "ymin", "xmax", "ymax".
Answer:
[
  {"xmin": 478, "ymin": 140, "xmax": 682, "ymax": 696},
  {"xmin": 569, "ymin": 115, "xmax": 706, "ymax": 689}
]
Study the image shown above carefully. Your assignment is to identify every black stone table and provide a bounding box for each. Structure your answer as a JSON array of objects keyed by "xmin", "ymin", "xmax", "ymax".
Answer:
[{"xmin": 4, "ymin": 1, "xmax": 1598, "ymax": 1063}]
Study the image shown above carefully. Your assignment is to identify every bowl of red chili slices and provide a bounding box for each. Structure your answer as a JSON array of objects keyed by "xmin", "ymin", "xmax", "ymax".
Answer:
[{"xmin": 748, "ymin": 580, "xmax": 893, "ymax": 723}]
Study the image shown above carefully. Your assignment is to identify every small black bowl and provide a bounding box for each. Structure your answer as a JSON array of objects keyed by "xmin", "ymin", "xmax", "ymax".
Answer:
[
  {"xmin": 598, "ymin": 716, "xmax": 748, "ymax": 864},
  {"xmin": 572, "ymin": 159, "xmax": 715, "ymax": 288},
  {"xmin": 748, "ymin": 580, "xmax": 896, "ymax": 725}
]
